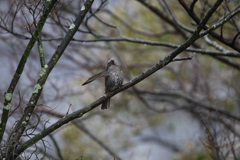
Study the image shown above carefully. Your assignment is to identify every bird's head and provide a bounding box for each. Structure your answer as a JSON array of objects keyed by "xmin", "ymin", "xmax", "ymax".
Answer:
[{"xmin": 106, "ymin": 58, "xmax": 116, "ymax": 68}]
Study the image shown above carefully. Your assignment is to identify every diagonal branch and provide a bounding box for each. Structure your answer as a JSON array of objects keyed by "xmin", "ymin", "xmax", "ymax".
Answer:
[
  {"xmin": 0, "ymin": 0, "xmax": 59, "ymax": 144},
  {"xmin": 14, "ymin": 0, "xmax": 224, "ymax": 156},
  {"xmin": 4, "ymin": 0, "xmax": 95, "ymax": 159},
  {"xmin": 179, "ymin": 0, "xmax": 240, "ymax": 52},
  {"xmin": 200, "ymin": 8, "xmax": 240, "ymax": 38}
]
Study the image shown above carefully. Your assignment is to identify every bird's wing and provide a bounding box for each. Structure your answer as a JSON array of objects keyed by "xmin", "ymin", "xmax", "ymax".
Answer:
[{"xmin": 82, "ymin": 71, "xmax": 109, "ymax": 85}]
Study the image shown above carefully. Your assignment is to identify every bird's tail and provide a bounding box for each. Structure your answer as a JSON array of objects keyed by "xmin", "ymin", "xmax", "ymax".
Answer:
[
  {"xmin": 101, "ymin": 99, "xmax": 110, "ymax": 110},
  {"xmin": 82, "ymin": 71, "xmax": 109, "ymax": 85}
]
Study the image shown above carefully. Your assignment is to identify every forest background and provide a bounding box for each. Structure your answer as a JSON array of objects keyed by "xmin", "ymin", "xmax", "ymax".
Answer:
[{"xmin": 0, "ymin": 0, "xmax": 240, "ymax": 159}]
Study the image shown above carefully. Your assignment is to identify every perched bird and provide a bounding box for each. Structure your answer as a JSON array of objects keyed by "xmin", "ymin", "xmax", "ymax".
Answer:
[{"xmin": 82, "ymin": 58, "xmax": 123, "ymax": 109}]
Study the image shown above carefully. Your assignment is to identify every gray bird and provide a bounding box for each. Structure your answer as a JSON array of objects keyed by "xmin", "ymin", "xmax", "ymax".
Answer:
[{"xmin": 82, "ymin": 58, "xmax": 123, "ymax": 109}]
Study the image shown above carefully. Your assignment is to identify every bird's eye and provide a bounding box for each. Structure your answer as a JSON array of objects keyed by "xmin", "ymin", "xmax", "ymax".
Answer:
[{"xmin": 108, "ymin": 60, "xmax": 114, "ymax": 64}]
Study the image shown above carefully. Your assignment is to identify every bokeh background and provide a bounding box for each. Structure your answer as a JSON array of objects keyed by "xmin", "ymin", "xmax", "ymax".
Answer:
[{"xmin": 0, "ymin": 0, "xmax": 240, "ymax": 159}]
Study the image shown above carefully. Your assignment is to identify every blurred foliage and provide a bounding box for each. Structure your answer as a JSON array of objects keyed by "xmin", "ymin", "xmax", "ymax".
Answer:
[
  {"xmin": 0, "ymin": 0, "xmax": 239, "ymax": 159},
  {"xmin": 63, "ymin": 0, "xmax": 240, "ymax": 158}
]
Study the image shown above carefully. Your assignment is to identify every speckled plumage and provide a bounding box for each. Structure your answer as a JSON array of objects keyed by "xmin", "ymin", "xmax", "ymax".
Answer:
[
  {"xmin": 82, "ymin": 58, "xmax": 123, "ymax": 110},
  {"xmin": 102, "ymin": 59, "xmax": 123, "ymax": 109}
]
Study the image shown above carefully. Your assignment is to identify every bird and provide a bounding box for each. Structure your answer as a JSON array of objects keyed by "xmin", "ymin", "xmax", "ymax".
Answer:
[{"xmin": 82, "ymin": 58, "xmax": 123, "ymax": 109}]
